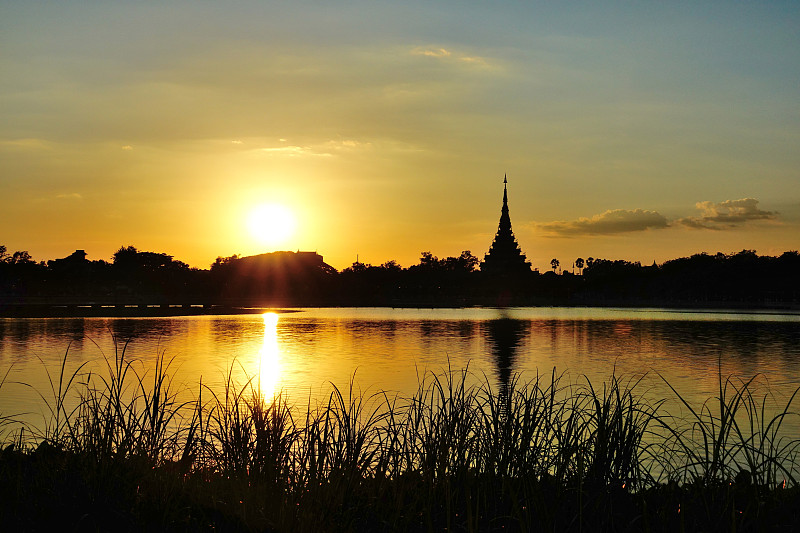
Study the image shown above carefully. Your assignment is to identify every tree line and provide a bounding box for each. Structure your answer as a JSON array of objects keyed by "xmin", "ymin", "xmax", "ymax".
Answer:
[{"xmin": 1, "ymin": 245, "xmax": 798, "ymax": 309}]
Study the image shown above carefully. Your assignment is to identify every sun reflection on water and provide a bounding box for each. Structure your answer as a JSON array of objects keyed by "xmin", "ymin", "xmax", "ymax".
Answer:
[{"xmin": 258, "ymin": 312, "xmax": 282, "ymax": 399}]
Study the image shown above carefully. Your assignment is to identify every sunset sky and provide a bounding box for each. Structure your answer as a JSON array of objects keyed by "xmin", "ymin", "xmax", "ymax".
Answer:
[{"xmin": 3, "ymin": 1, "xmax": 798, "ymax": 271}]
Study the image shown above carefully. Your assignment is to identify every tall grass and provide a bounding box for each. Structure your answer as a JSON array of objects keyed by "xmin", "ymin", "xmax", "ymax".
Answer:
[
  {"xmin": 27, "ymin": 340, "xmax": 194, "ymax": 466},
  {"xmin": 0, "ymin": 365, "xmax": 19, "ymax": 444},
  {"xmin": 656, "ymin": 371, "xmax": 800, "ymax": 487},
  {"xmin": 1, "ymin": 347, "xmax": 799, "ymax": 531}
]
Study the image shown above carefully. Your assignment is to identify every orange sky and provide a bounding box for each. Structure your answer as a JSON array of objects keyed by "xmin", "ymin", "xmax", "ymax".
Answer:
[{"xmin": 2, "ymin": 2, "xmax": 798, "ymax": 271}]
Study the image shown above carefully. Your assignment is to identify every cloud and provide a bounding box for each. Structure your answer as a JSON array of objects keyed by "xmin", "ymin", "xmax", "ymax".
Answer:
[
  {"xmin": 322, "ymin": 139, "xmax": 372, "ymax": 150},
  {"xmin": 256, "ymin": 144, "xmax": 333, "ymax": 157},
  {"xmin": 411, "ymin": 47, "xmax": 452, "ymax": 58},
  {"xmin": 251, "ymin": 138, "xmax": 372, "ymax": 157},
  {"xmin": 56, "ymin": 192, "xmax": 83, "ymax": 200},
  {"xmin": 121, "ymin": 145, "xmax": 133, "ymax": 150},
  {"xmin": 258, "ymin": 145, "xmax": 316, "ymax": 156},
  {"xmin": 536, "ymin": 208, "xmax": 669, "ymax": 236},
  {"xmin": 0, "ymin": 138, "xmax": 52, "ymax": 150},
  {"xmin": 459, "ymin": 56, "xmax": 490, "ymax": 67},
  {"xmin": 534, "ymin": 199, "xmax": 778, "ymax": 237},
  {"xmin": 676, "ymin": 198, "xmax": 777, "ymax": 229},
  {"xmin": 410, "ymin": 46, "xmax": 493, "ymax": 69}
]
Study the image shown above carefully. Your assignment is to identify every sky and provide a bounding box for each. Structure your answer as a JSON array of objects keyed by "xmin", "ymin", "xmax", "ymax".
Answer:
[{"xmin": 2, "ymin": 1, "xmax": 798, "ymax": 271}]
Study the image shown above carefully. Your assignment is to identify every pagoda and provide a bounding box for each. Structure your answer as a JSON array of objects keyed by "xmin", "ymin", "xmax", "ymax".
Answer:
[{"xmin": 481, "ymin": 175, "xmax": 531, "ymax": 275}]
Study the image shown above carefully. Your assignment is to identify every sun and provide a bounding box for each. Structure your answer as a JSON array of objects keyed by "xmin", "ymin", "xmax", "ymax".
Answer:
[{"xmin": 248, "ymin": 204, "xmax": 296, "ymax": 246}]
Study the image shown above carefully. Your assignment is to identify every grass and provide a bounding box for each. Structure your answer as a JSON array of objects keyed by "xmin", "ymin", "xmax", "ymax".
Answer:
[{"xmin": 0, "ymin": 347, "xmax": 799, "ymax": 532}]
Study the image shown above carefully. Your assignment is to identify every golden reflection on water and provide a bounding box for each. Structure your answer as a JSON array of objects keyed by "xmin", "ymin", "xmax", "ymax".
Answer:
[{"xmin": 258, "ymin": 312, "xmax": 281, "ymax": 399}]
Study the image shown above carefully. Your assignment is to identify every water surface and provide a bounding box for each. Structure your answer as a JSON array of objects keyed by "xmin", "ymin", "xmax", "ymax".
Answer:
[{"xmin": 1, "ymin": 307, "xmax": 799, "ymax": 432}]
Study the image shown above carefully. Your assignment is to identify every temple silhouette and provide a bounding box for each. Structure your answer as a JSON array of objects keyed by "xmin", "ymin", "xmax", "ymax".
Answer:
[{"xmin": 481, "ymin": 175, "xmax": 531, "ymax": 275}]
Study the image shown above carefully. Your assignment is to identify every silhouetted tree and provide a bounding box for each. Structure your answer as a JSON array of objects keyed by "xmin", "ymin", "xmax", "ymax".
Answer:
[
  {"xmin": 0, "ymin": 247, "xmax": 45, "ymax": 296},
  {"xmin": 380, "ymin": 260, "xmax": 402, "ymax": 272},
  {"xmin": 409, "ymin": 250, "xmax": 481, "ymax": 275},
  {"xmin": 211, "ymin": 254, "xmax": 240, "ymax": 270},
  {"xmin": 110, "ymin": 245, "xmax": 195, "ymax": 300},
  {"xmin": 10, "ymin": 251, "xmax": 34, "ymax": 265},
  {"xmin": 418, "ymin": 251, "xmax": 439, "ymax": 269},
  {"xmin": 441, "ymin": 251, "xmax": 479, "ymax": 273},
  {"xmin": 3, "ymin": 243, "xmax": 800, "ymax": 311},
  {"xmin": 113, "ymin": 246, "xmax": 188, "ymax": 272},
  {"xmin": 457, "ymin": 250, "xmax": 480, "ymax": 272},
  {"xmin": 343, "ymin": 260, "xmax": 369, "ymax": 274},
  {"xmin": 113, "ymin": 245, "xmax": 139, "ymax": 265}
]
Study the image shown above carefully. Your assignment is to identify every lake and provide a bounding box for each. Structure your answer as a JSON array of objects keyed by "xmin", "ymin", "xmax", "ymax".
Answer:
[{"xmin": 2, "ymin": 307, "xmax": 800, "ymax": 436}]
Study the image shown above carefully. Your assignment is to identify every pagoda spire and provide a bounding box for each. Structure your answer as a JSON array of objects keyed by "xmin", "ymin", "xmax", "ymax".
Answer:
[{"xmin": 480, "ymin": 175, "xmax": 531, "ymax": 275}]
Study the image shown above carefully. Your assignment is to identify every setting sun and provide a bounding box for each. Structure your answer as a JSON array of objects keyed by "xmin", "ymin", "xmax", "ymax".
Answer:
[{"xmin": 248, "ymin": 204, "xmax": 296, "ymax": 247}]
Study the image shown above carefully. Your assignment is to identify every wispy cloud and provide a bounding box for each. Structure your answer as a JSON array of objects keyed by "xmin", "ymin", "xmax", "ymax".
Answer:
[
  {"xmin": 0, "ymin": 138, "xmax": 52, "ymax": 150},
  {"xmin": 252, "ymin": 138, "xmax": 371, "ymax": 157},
  {"xmin": 256, "ymin": 144, "xmax": 333, "ymax": 157},
  {"xmin": 459, "ymin": 56, "xmax": 490, "ymax": 67},
  {"xmin": 535, "ymin": 208, "xmax": 669, "ymax": 236},
  {"xmin": 676, "ymin": 198, "xmax": 777, "ymax": 229},
  {"xmin": 258, "ymin": 145, "xmax": 319, "ymax": 156},
  {"xmin": 323, "ymin": 139, "xmax": 372, "ymax": 150},
  {"xmin": 412, "ymin": 47, "xmax": 452, "ymax": 58},
  {"xmin": 56, "ymin": 192, "xmax": 83, "ymax": 200},
  {"xmin": 410, "ymin": 46, "xmax": 493, "ymax": 68},
  {"xmin": 121, "ymin": 145, "xmax": 133, "ymax": 150}
]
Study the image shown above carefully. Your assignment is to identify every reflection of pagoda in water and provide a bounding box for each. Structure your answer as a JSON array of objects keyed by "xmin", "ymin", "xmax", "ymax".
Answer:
[
  {"xmin": 481, "ymin": 175, "xmax": 531, "ymax": 274},
  {"xmin": 485, "ymin": 318, "xmax": 529, "ymax": 397}
]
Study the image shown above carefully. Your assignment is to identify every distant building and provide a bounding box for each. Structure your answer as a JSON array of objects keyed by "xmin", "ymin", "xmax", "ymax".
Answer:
[
  {"xmin": 212, "ymin": 250, "xmax": 337, "ymax": 304},
  {"xmin": 48, "ymin": 249, "xmax": 87, "ymax": 266},
  {"xmin": 47, "ymin": 249, "xmax": 89, "ymax": 271},
  {"xmin": 234, "ymin": 251, "xmax": 337, "ymax": 275},
  {"xmin": 481, "ymin": 176, "xmax": 531, "ymax": 275}
]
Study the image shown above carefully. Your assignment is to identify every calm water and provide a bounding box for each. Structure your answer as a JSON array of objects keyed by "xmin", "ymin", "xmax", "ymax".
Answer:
[{"xmin": 1, "ymin": 307, "xmax": 800, "ymax": 432}]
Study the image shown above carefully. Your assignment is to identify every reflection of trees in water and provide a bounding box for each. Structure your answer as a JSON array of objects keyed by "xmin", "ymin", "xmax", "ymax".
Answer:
[
  {"xmin": 484, "ymin": 318, "xmax": 529, "ymax": 396},
  {"xmin": 0, "ymin": 318, "xmax": 88, "ymax": 351},
  {"xmin": 418, "ymin": 320, "xmax": 476, "ymax": 339},
  {"xmin": 419, "ymin": 320, "xmax": 438, "ymax": 338},
  {"xmin": 349, "ymin": 320, "xmax": 398, "ymax": 339},
  {"xmin": 276, "ymin": 319, "xmax": 324, "ymax": 357},
  {"xmin": 648, "ymin": 321, "xmax": 800, "ymax": 361},
  {"xmin": 107, "ymin": 319, "xmax": 176, "ymax": 345},
  {"xmin": 210, "ymin": 318, "xmax": 246, "ymax": 339},
  {"xmin": 417, "ymin": 320, "xmax": 478, "ymax": 356},
  {"xmin": 61, "ymin": 319, "xmax": 86, "ymax": 350},
  {"xmin": 284, "ymin": 320, "xmax": 321, "ymax": 338},
  {"xmin": 0, "ymin": 318, "xmax": 37, "ymax": 346},
  {"xmin": 456, "ymin": 320, "xmax": 476, "ymax": 339},
  {"xmin": 527, "ymin": 319, "xmax": 800, "ymax": 380}
]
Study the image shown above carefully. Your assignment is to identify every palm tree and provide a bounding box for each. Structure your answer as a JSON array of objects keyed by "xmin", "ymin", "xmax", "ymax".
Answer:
[
  {"xmin": 575, "ymin": 257, "xmax": 584, "ymax": 275},
  {"xmin": 550, "ymin": 258, "xmax": 560, "ymax": 273}
]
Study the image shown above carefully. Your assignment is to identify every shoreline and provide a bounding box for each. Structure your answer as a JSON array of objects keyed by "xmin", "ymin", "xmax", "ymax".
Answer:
[
  {"xmin": 1, "ymin": 301, "xmax": 798, "ymax": 318},
  {"xmin": 0, "ymin": 304, "xmax": 303, "ymax": 318}
]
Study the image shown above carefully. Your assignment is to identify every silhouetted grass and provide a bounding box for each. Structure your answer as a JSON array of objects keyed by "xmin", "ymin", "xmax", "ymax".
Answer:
[{"xmin": 0, "ymin": 347, "xmax": 798, "ymax": 532}]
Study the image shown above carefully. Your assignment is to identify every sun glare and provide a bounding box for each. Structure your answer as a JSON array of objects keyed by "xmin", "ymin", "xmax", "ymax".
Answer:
[
  {"xmin": 248, "ymin": 204, "xmax": 296, "ymax": 246},
  {"xmin": 258, "ymin": 312, "xmax": 282, "ymax": 399}
]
